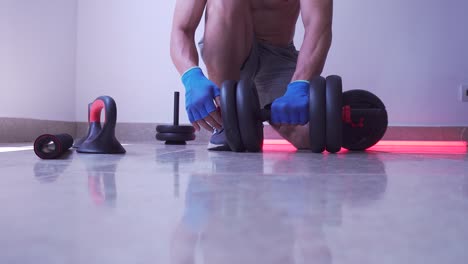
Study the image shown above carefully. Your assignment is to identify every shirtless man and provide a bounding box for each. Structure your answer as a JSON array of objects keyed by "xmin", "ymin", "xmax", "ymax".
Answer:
[{"xmin": 170, "ymin": 0, "xmax": 333, "ymax": 150}]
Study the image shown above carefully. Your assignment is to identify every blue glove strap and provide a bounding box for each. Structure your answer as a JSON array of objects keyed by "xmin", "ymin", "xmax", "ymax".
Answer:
[
  {"xmin": 284, "ymin": 80, "xmax": 310, "ymax": 96},
  {"xmin": 181, "ymin": 67, "xmax": 203, "ymax": 86},
  {"xmin": 181, "ymin": 67, "xmax": 221, "ymax": 98}
]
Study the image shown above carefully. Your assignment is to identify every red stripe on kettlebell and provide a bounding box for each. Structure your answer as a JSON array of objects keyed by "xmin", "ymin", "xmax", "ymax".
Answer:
[{"xmin": 90, "ymin": 100, "xmax": 105, "ymax": 123}]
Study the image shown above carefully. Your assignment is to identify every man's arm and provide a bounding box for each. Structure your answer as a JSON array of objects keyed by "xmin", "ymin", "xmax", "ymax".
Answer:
[
  {"xmin": 170, "ymin": 0, "xmax": 222, "ymax": 132},
  {"xmin": 292, "ymin": 0, "xmax": 333, "ymax": 81},
  {"xmin": 170, "ymin": 0, "xmax": 206, "ymax": 74}
]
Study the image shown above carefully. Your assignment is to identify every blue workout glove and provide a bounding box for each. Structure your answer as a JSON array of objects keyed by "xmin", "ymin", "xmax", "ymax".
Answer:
[
  {"xmin": 271, "ymin": 80, "xmax": 310, "ymax": 125},
  {"xmin": 181, "ymin": 67, "xmax": 221, "ymax": 123}
]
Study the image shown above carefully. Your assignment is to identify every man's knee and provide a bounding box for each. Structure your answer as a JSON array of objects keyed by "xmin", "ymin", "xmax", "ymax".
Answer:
[
  {"xmin": 271, "ymin": 124, "xmax": 311, "ymax": 150},
  {"xmin": 202, "ymin": 0, "xmax": 253, "ymax": 83}
]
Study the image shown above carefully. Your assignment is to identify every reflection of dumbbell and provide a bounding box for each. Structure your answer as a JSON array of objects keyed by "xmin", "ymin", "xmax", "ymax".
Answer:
[
  {"xmin": 156, "ymin": 92, "xmax": 196, "ymax": 145},
  {"xmin": 220, "ymin": 75, "xmax": 388, "ymax": 153},
  {"xmin": 155, "ymin": 147, "xmax": 196, "ymax": 198}
]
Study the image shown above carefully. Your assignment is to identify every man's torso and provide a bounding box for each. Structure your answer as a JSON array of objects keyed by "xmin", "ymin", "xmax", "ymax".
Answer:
[
  {"xmin": 204, "ymin": 0, "xmax": 300, "ymax": 47},
  {"xmin": 251, "ymin": 0, "xmax": 300, "ymax": 46}
]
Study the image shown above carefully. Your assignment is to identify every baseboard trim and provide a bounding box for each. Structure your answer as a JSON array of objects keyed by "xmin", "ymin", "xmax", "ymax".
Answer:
[
  {"xmin": 0, "ymin": 118, "xmax": 76, "ymax": 143},
  {"xmin": 1, "ymin": 118, "xmax": 467, "ymax": 143}
]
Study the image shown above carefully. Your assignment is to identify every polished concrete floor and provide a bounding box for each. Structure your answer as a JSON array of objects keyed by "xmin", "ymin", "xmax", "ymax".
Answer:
[{"xmin": 0, "ymin": 142, "xmax": 467, "ymax": 264}]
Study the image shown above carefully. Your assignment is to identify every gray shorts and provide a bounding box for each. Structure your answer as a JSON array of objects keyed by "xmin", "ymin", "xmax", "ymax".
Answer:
[{"xmin": 199, "ymin": 38, "xmax": 299, "ymax": 108}]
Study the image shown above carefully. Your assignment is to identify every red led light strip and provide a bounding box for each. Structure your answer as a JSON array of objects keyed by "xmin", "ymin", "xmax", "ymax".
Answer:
[
  {"xmin": 264, "ymin": 139, "xmax": 467, "ymax": 147},
  {"xmin": 262, "ymin": 140, "xmax": 467, "ymax": 153},
  {"xmin": 375, "ymin": 141, "xmax": 467, "ymax": 147}
]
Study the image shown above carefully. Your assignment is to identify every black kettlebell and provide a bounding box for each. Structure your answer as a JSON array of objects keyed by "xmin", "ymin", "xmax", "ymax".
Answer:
[{"xmin": 77, "ymin": 96, "xmax": 126, "ymax": 154}]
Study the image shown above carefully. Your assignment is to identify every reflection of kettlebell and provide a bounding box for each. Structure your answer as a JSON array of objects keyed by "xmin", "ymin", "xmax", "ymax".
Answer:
[
  {"xmin": 77, "ymin": 96, "xmax": 126, "ymax": 154},
  {"xmin": 88, "ymin": 172, "xmax": 118, "ymax": 207},
  {"xmin": 78, "ymin": 154, "xmax": 122, "ymax": 207}
]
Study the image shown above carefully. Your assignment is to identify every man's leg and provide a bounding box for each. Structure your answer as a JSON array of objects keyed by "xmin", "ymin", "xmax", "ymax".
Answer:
[
  {"xmin": 270, "ymin": 124, "xmax": 311, "ymax": 150},
  {"xmin": 201, "ymin": 1, "xmax": 310, "ymax": 150},
  {"xmin": 202, "ymin": 0, "xmax": 254, "ymax": 87},
  {"xmin": 253, "ymin": 42, "xmax": 311, "ymax": 150},
  {"xmin": 200, "ymin": 1, "xmax": 255, "ymax": 150}
]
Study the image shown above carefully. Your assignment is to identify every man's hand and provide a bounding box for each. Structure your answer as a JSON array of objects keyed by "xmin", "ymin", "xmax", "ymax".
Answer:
[
  {"xmin": 182, "ymin": 67, "xmax": 223, "ymax": 132},
  {"xmin": 271, "ymin": 81, "xmax": 310, "ymax": 125}
]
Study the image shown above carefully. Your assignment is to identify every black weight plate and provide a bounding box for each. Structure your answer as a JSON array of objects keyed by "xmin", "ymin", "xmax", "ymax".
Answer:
[
  {"xmin": 342, "ymin": 89, "xmax": 388, "ymax": 151},
  {"xmin": 220, "ymin": 80, "xmax": 244, "ymax": 152},
  {"xmin": 156, "ymin": 132, "xmax": 196, "ymax": 142},
  {"xmin": 309, "ymin": 76, "xmax": 326, "ymax": 153},
  {"xmin": 156, "ymin": 125, "xmax": 195, "ymax": 134},
  {"xmin": 236, "ymin": 78, "xmax": 263, "ymax": 152},
  {"xmin": 326, "ymin": 75, "xmax": 343, "ymax": 153}
]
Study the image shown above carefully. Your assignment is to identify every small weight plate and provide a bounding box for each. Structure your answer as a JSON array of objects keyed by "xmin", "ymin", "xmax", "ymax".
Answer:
[
  {"xmin": 342, "ymin": 89, "xmax": 388, "ymax": 151},
  {"xmin": 156, "ymin": 132, "xmax": 196, "ymax": 142},
  {"xmin": 236, "ymin": 78, "xmax": 263, "ymax": 152},
  {"xmin": 309, "ymin": 76, "xmax": 326, "ymax": 153},
  {"xmin": 325, "ymin": 75, "xmax": 343, "ymax": 153},
  {"xmin": 220, "ymin": 80, "xmax": 244, "ymax": 152},
  {"xmin": 156, "ymin": 125, "xmax": 195, "ymax": 134}
]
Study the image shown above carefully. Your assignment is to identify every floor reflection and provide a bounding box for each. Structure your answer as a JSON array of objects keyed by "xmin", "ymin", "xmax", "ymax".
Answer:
[
  {"xmin": 33, "ymin": 160, "xmax": 72, "ymax": 183},
  {"xmin": 155, "ymin": 146, "xmax": 196, "ymax": 198},
  {"xmin": 79, "ymin": 155, "xmax": 121, "ymax": 207},
  {"xmin": 33, "ymin": 154, "xmax": 120, "ymax": 207},
  {"xmin": 171, "ymin": 153, "xmax": 388, "ymax": 264}
]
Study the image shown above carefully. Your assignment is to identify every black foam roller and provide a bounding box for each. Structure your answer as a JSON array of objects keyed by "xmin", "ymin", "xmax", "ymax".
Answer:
[{"xmin": 34, "ymin": 134, "xmax": 74, "ymax": 159}]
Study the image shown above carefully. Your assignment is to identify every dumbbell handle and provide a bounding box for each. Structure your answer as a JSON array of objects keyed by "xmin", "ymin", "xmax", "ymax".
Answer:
[
  {"xmin": 260, "ymin": 109, "xmax": 271, "ymax": 121},
  {"xmin": 258, "ymin": 107, "xmax": 384, "ymax": 123},
  {"xmin": 173, "ymin": 91, "xmax": 180, "ymax": 126}
]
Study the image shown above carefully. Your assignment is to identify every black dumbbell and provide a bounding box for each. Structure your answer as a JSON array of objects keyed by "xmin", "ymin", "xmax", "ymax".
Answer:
[
  {"xmin": 156, "ymin": 92, "xmax": 196, "ymax": 145},
  {"xmin": 220, "ymin": 75, "xmax": 388, "ymax": 153}
]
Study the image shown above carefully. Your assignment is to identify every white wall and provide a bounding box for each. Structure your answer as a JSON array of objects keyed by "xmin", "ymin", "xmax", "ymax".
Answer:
[
  {"xmin": 318, "ymin": 0, "xmax": 468, "ymax": 126},
  {"xmin": 75, "ymin": 0, "xmax": 187, "ymax": 124},
  {"xmin": 0, "ymin": 0, "xmax": 77, "ymax": 121},
  {"xmin": 76, "ymin": 0, "xmax": 468, "ymax": 126}
]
